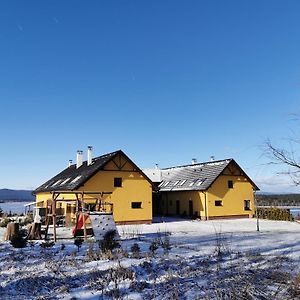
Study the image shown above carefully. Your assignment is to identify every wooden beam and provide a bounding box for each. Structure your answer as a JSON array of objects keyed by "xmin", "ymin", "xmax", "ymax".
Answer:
[{"xmin": 83, "ymin": 213, "xmax": 87, "ymax": 241}]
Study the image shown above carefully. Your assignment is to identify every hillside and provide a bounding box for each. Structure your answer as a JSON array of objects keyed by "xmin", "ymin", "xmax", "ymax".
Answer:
[{"xmin": 0, "ymin": 189, "xmax": 34, "ymax": 202}]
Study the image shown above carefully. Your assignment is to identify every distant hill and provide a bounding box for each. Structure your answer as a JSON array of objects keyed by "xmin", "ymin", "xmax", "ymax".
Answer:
[{"xmin": 0, "ymin": 189, "xmax": 35, "ymax": 202}]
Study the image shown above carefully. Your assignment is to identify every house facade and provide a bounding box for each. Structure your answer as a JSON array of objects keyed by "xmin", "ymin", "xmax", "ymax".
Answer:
[
  {"xmin": 34, "ymin": 149, "xmax": 153, "ymax": 224},
  {"xmin": 145, "ymin": 159, "xmax": 259, "ymax": 220}
]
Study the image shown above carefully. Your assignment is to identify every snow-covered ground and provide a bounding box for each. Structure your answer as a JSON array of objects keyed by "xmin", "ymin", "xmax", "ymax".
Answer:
[{"xmin": 1, "ymin": 217, "xmax": 300, "ymax": 299}]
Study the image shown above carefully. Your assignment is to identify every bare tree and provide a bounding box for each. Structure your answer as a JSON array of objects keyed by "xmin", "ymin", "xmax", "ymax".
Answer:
[{"xmin": 265, "ymin": 138, "xmax": 300, "ymax": 185}]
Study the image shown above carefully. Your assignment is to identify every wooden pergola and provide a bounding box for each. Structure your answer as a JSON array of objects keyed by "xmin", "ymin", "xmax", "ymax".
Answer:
[{"xmin": 44, "ymin": 190, "xmax": 113, "ymax": 241}]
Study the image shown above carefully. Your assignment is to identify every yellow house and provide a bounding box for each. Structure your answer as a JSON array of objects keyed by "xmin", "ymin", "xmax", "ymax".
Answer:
[
  {"xmin": 34, "ymin": 149, "xmax": 153, "ymax": 224},
  {"xmin": 147, "ymin": 158, "xmax": 259, "ymax": 220}
]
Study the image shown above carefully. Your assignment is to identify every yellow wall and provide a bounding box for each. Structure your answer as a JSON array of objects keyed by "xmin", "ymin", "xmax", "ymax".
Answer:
[
  {"xmin": 207, "ymin": 175, "xmax": 254, "ymax": 218},
  {"xmin": 160, "ymin": 191, "xmax": 206, "ymax": 218},
  {"xmin": 82, "ymin": 169, "xmax": 152, "ymax": 223},
  {"xmin": 160, "ymin": 175, "xmax": 255, "ymax": 219},
  {"xmin": 36, "ymin": 155, "xmax": 153, "ymax": 224}
]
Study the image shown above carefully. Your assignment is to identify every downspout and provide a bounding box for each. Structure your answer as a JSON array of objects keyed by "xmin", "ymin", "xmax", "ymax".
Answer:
[
  {"xmin": 202, "ymin": 191, "xmax": 208, "ymax": 220},
  {"xmin": 254, "ymin": 189, "xmax": 259, "ymax": 232}
]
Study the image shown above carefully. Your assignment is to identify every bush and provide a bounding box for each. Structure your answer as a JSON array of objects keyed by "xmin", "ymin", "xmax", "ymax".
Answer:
[
  {"xmin": 257, "ymin": 207, "xmax": 294, "ymax": 221},
  {"xmin": 162, "ymin": 236, "xmax": 172, "ymax": 255},
  {"xmin": 40, "ymin": 241, "xmax": 55, "ymax": 249},
  {"xmin": 0, "ymin": 218, "xmax": 10, "ymax": 228},
  {"xmin": 10, "ymin": 233, "xmax": 27, "ymax": 248},
  {"xmin": 131, "ymin": 243, "xmax": 141, "ymax": 259},
  {"xmin": 19, "ymin": 215, "xmax": 34, "ymax": 226},
  {"xmin": 74, "ymin": 238, "xmax": 83, "ymax": 252},
  {"xmin": 149, "ymin": 241, "xmax": 158, "ymax": 256},
  {"xmin": 99, "ymin": 230, "xmax": 120, "ymax": 253}
]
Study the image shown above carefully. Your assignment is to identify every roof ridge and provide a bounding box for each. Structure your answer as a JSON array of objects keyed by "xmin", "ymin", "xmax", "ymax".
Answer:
[
  {"xmin": 161, "ymin": 158, "xmax": 233, "ymax": 170},
  {"xmin": 92, "ymin": 150, "xmax": 120, "ymax": 161},
  {"xmin": 67, "ymin": 150, "xmax": 121, "ymax": 167}
]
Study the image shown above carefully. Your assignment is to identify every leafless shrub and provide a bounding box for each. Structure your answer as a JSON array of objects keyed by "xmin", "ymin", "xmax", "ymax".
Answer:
[
  {"xmin": 214, "ymin": 231, "xmax": 230, "ymax": 259},
  {"xmin": 130, "ymin": 280, "xmax": 150, "ymax": 292},
  {"xmin": 120, "ymin": 225, "xmax": 143, "ymax": 239},
  {"xmin": 149, "ymin": 240, "xmax": 159, "ymax": 257},
  {"xmin": 88, "ymin": 263, "xmax": 134, "ymax": 299},
  {"xmin": 131, "ymin": 243, "xmax": 141, "ymax": 259},
  {"xmin": 161, "ymin": 235, "xmax": 172, "ymax": 255},
  {"xmin": 288, "ymin": 273, "xmax": 300, "ymax": 298}
]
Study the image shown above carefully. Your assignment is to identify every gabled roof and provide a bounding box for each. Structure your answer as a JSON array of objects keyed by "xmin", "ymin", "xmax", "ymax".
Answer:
[
  {"xmin": 159, "ymin": 159, "xmax": 259, "ymax": 192},
  {"xmin": 142, "ymin": 168, "xmax": 162, "ymax": 183},
  {"xmin": 34, "ymin": 150, "xmax": 153, "ymax": 193}
]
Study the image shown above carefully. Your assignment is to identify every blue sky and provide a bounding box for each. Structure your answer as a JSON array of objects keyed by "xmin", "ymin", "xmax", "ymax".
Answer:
[{"xmin": 1, "ymin": 1, "xmax": 300, "ymax": 192}]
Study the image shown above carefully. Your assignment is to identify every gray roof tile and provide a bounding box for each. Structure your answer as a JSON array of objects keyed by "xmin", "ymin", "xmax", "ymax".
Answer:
[
  {"xmin": 159, "ymin": 159, "xmax": 259, "ymax": 191},
  {"xmin": 34, "ymin": 151, "xmax": 119, "ymax": 193}
]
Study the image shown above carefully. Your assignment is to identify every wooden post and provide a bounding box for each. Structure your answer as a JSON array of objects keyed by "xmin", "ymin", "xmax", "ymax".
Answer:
[
  {"xmin": 44, "ymin": 199, "xmax": 52, "ymax": 240},
  {"xmin": 83, "ymin": 213, "xmax": 87, "ymax": 241},
  {"xmin": 27, "ymin": 223, "xmax": 42, "ymax": 240},
  {"xmin": 4, "ymin": 223, "xmax": 19, "ymax": 241},
  {"xmin": 53, "ymin": 197, "xmax": 57, "ymax": 242}
]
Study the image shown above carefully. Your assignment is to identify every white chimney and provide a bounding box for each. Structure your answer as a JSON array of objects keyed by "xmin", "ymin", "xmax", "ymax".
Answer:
[
  {"xmin": 155, "ymin": 163, "xmax": 159, "ymax": 169},
  {"xmin": 192, "ymin": 158, "xmax": 197, "ymax": 165},
  {"xmin": 87, "ymin": 146, "xmax": 93, "ymax": 166},
  {"xmin": 76, "ymin": 150, "xmax": 83, "ymax": 168},
  {"xmin": 68, "ymin": 160, "xmax": 73, "ymax": 167},
  {"xmin": 210, "ymin": 156, "xmax": 215, "ymax": 161}
]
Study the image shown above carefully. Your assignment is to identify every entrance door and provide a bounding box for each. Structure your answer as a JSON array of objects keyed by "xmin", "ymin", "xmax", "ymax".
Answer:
[
  {"xmin": 189, "ymin": 200, "xmax": 193, "ymax": 217},
  {"xmin": 176, "ymin": 200, "xmax": 180, "ymax": 215}
]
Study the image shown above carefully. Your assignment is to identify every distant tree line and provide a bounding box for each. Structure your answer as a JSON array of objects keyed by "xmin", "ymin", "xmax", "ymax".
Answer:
[{"xmin": 257, "ymin": 194, "xmax": 300, "ymax": 207}]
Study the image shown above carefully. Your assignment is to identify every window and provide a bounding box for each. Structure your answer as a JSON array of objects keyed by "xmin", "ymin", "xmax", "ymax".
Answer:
[
  {"xmin": 51, "ymin": 180, "xmax": 62, "ymax": 187},
  {"xmin": 197, "ymin": 178, "xmax": 206, "ymax": 186},
  {"xmin": 114, "ymin": 177, "xmax": 122, "ymax": 187},
  {"xmin": 244, "ymin": 200, "xmax": 251, "ymax": 211},
  {"xmin": 215, "ymin": 200, "xmax": 223, "ymax": 206},
  {"xmin": 71, "ymin": 175, "xmax": 82, "ymax": 184},
  {"xmin": 189, "ymin": 179, "xmax": 197, "ymax": 186},
  {"xmin": 131, "ymin": 202, "xmax": 142, "ymax": 209},
  {"xmin": 228, "ymin": 180, "xmax": 233, "ymax": 188},
  {"xmin": 158, "ymin": 181, "xmax": 164, "ymax": 187},
  {"xmin": 60, "ymin": 177, "xmax": 71, "ymax": 185}
]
